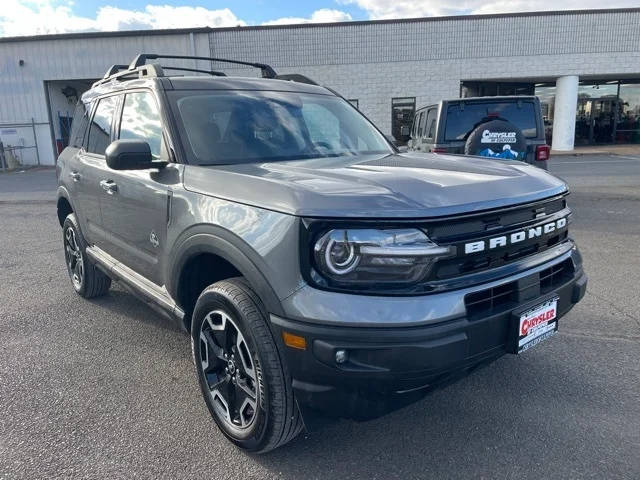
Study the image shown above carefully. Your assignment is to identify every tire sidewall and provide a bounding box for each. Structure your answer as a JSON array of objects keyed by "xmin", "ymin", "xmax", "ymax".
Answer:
[
  {"xmin": 191, "ymin": 288, "xmax": 270, "ymax": 450},
  {"xmin": 62, "ymin": 213, "xmax": 88, "ymax": 296}
]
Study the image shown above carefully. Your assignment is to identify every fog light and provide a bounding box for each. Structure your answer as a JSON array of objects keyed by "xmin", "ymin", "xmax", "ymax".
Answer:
[{"xmin": 335, "ymin": 349, "xmax": 348, "ymax": 364}]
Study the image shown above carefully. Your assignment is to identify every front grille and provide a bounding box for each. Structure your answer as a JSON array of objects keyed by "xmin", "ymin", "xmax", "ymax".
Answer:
[
  {"xmin": 423, "ymin": 195, "xmax": 571, "ymax": 281},
  {"xmin": 540, "ymin": 258, "xmax": 574, "ymax": 293},
  {"xmin": 465, "ymin": 282, "xmax": 518, "ymax": 317},
  {"xmin": 464, "ymin": 258, "xmax": 574, "ymax": 318}
]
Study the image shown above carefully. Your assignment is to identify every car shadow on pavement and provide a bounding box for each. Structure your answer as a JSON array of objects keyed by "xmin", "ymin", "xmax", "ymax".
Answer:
[{"xmin": 87, "ymin": 284, "xmax": 186, "ymax": 335}]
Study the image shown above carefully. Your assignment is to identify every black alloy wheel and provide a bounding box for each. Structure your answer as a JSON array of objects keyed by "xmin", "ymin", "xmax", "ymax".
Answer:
[
  {"xmin": 191, "ymin": 279, "xmax": 302, "ymax": 452},
  {"xmin": 198, "ymin": 309, "xmax": 261, "ymax": 430},
  {"xmin": 64, "ymin": 224, "xmax": 84, "ymax": 291}
]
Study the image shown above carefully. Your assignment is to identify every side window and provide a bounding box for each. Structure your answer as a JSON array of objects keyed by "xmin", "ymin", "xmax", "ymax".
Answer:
[
  {"xmin": 119, "ymin": 92, "xmax": 166, "ymax": 159},
  {"xmin": 425, "ymin": 108, "xmax": 437, "ymax": 140},
  {"xmin": 69, "ymin": 99, "xmax": 91, "ymax": 148},
  {"xmin": 86, "ymin": 96, "xmax": 118, "ymax": 155},
  {"xmin": 419, "ymin": 111, "xmax": 428, "ymax": 138},
  {"xmin": 416, "ymin": 111, "xmax": 425, "ymax": 137}
]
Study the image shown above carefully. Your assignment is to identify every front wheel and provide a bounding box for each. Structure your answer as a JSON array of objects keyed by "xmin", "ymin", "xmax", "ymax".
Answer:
[
  {"xmin": 62, "ymin": 213, "xmax": 111, "ymax": 298},
  {"xmin": 191, "ymin": 278, "xmax": 302, "ymax": 452}
]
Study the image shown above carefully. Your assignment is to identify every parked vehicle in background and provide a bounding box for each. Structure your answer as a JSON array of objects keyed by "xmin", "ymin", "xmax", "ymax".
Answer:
[
  {"xmin": 57, "ymin": 54, "xmax": 585, "ymax": 453},
  {"xmin": 408, "ymin": 96, "xmax": 551, "ymax": 169}
]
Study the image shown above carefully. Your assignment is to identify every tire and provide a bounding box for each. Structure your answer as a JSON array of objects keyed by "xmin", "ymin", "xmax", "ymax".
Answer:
[
  {"xmin": 191, "ymin": 278, "xmax": 302, "ymax": 453},
  {"xmin": 62, "ymin": 213, "xmax": 111, "ymax": 299},
  {"xmin": 464, "ymin": 119, "xmax": 527, "ymax": 161}
]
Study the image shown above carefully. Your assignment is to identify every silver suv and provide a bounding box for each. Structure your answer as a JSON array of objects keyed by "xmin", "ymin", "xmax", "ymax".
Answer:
[{"xmin": 56, "ymin": 54, "xmax": 586, "ymax": 452}]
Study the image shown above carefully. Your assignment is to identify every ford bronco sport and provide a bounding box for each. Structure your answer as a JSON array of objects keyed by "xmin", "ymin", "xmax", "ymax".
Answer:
[
  {"xmin": 57, "ymin": 54, "xmax": 586, "ymax": 452},
  {"xmin": 408, "ymin": 96, "xmax": 551, "ymax": 169}
]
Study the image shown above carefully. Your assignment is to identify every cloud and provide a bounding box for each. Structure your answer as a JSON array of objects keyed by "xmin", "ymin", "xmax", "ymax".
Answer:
[
  {"xmin": 0, "ymin": 1, "xmax": 247, "ymax": 37},
  {"xmin": 262, "ymin": 8, "xmax": 352, "ymax": 26},
  {"xmin": 339, "ymin": 0, "xmax": 640, "ymax": 19},
  {"xmin": 0, "ymin": 2, "xmax": 353, "ymax": 37}
]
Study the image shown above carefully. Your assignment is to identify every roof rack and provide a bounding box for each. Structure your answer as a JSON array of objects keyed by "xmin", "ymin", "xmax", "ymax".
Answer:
[
  {"xmin": 129, "ymin": 53, "xmax": 277, "ymax": 79},
  {"xmin": 161, "ymin": 66, "xmax": 226, "ymax": 77},
  {"xmin": 102, "ymin": 64, "xmax": 129, "ymax": 78},
  {"xmin": 92, "ymin": 63, "xmax": 165, "ymax": 87},
  {"xmin": 91, "ymin": 53, "xmax": 348, "ymax": 92},
  {"xmin": 274, "ymin": 74, "xmax": 318, "ymax": 85}
]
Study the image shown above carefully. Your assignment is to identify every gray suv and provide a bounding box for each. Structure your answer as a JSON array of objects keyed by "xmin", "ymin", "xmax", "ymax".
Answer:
[{"xmin": 57, "ymin": 54, "xmax": 586, "ymax": 452}]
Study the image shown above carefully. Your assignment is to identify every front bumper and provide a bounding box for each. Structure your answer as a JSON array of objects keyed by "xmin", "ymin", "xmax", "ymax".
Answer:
[{"xmin": 271, "ymin": 244, "xmax": 587, "ymax": 421}]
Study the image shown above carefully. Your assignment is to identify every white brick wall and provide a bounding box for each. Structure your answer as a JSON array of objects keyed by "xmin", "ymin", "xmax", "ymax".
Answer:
[
  {"xmin": 209, "ymin": 10, "xmax": 640, "ymax": 133},
  {"xmin": 0, "ymin": 9, "xmax": 639, "ymax": 164}
]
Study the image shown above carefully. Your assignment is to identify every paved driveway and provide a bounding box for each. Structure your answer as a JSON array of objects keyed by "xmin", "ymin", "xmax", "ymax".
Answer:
[{"xmin": 1, "ymin": 155, "xmax": 639, "ymax": 479}]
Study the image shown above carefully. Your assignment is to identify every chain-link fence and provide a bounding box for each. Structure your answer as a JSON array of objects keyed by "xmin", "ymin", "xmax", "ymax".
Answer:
[{"xmin": 0, "ymin": 119, "xmax": 41, "ymax": 171}]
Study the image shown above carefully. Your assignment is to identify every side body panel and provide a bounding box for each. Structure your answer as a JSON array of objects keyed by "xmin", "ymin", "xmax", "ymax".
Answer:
[{"xmin": 165, "ymin": 172, "xmax": 303, "ymax": 316}]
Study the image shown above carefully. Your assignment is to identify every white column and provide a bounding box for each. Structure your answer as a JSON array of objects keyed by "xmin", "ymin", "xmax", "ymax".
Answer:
[{"xmin": 551, "ymin": 75, "xmax": 579, "ymax": 151}]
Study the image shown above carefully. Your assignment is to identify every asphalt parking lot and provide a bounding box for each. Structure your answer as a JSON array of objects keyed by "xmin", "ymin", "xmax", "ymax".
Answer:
[{"xmin": 1, "ymin": 155, "xmax": 639, "ymax": 479}]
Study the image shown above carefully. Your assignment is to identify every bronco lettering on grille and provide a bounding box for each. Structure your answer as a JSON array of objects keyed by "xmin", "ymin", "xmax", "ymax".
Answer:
[{"xmin": 464, "ymin": 217, "xmax": 567, "ymax": 255}]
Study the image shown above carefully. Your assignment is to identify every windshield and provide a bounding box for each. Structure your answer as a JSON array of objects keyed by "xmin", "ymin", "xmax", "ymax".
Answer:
[
  {"xmin": 169, "ymin": 90, "xmax": 392, "ymax": 165},
  {"xmin": 444, "ymin": 101, "xmax": 538, "ymax": 141}
]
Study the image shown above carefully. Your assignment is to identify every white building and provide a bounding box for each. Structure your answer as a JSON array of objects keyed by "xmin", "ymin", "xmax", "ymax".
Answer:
[{"xmin": 1, "ymin": 7, "xmax": 639, "ymax": 166}]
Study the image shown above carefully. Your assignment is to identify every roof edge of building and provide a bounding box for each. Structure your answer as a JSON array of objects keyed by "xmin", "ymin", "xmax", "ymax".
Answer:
[{"xmin": 1, "ymin": 7, "xmax": 639, "ymax": 44}]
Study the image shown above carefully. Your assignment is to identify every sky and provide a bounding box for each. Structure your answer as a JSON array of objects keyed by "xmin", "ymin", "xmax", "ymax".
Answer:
[{"xmin": 1, "ymin": 0, "xmax": 639, "ymax": 37}]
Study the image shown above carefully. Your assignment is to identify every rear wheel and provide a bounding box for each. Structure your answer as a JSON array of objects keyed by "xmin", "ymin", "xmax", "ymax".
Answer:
[
  {"xmin": 62, "ymin": 213, "xmax": 111, "ymax": 298},
  {"xmin": 191, "ymin": 278, "xmax": 302, "ymax": 452}
]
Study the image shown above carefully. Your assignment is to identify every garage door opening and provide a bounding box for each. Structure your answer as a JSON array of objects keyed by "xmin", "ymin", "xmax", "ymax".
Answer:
[{"xmin": 45, "ymin": 79, "xmax": 96, "ymax": 159}]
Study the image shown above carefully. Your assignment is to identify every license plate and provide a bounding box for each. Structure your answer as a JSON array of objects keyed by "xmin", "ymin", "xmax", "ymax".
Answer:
[{"xmin": 516, "ymin": 297, "xmax": 558, "ymax": 354}]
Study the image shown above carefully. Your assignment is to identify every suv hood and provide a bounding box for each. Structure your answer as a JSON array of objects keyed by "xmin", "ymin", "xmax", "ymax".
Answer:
[{"xmin": 183, "ymin": 152, "xmax": 567, "ymax": 218}]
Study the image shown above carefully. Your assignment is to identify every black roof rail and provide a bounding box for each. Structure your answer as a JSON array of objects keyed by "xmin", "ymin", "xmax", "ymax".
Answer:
[
  {"xmin": 103, "ymin": 64, "xmax": 129, "ymax": 78},
  {"xmin": 92, "ymin": 64, "xmax": 164, "ymax": 88},
  {"xmin": 129, "ymin": 53, "xmax": 277, "ymax": 78},
  {"xmin": 162, "ymin": 66, "xmax": 226, "ymax": 77},
  {"xmin": 274, "ymin": 74, "xmax": 318, "ymax": 85}
]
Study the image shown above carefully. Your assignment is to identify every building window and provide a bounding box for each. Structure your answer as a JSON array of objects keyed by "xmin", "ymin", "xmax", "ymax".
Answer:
[
  {"xmin": 617, "ymin": 82, "xmax": 640, "ymax": 144},
  {"xmin": 391, "ymin": 97, "xmax": 416, "ymax": 145},
  {"xmin": 347, "ymin": 99, "xmax": 359, "ymax": 109},
  {"xmin": 535, "ymin": 79, "xmax": 640, "ymax": 145}
]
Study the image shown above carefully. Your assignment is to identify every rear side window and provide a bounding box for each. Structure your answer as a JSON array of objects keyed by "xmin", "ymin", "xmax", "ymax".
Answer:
[
  {"xmin": 87, "ymin": 96, "xmax": 118, "ymax": 155},
  {"xmin": 416, "ymin": 111, "xmax": 425, "ymax": 137},
  {"xmin": 119, "ymin": 92, "xmax": 166, "ymax": 159},
  {"xmin": 69, "ymin": 99, "xmax": 91, "ymax": 148},
  {"xmin": 444, "ymin": 101, "xmax": 537, "ymax": 141},
  {"xmin": 425, "ymin": 108, "xmax": 437, "ymax": 139}
]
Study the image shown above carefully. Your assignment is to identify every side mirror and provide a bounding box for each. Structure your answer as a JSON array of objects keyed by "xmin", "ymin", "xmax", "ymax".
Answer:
[{"xmin": 105, "ymin": 139, "xmax": 163, "ymax": 170}]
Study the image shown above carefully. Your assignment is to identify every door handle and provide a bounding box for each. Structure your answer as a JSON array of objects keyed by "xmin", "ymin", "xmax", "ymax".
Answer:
[
  {"xmin": 100, "ymin": 179, "xmax": 118, "ymax": 194},
  {"xmin": 69, "ymin": 171, "xmax": 81, "ymax": 182}
]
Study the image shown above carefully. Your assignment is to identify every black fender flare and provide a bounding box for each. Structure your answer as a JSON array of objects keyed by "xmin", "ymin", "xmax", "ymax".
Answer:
[
  {"xmin": 166, "ymin": 225, "xmax": 285, "ymax": 318},
  {"xmin": 56, "ymin": 185, "xmax": 77, "ymax": 226}
]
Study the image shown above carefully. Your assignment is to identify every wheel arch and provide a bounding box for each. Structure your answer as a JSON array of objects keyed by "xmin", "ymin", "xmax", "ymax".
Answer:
[
  {"xmin": 168, "ymin": 227, "xmax": 285, "ymax": 331},
  {"xmin": 56, "ymin": 186, "xmax": 75, "ymax": 227}
]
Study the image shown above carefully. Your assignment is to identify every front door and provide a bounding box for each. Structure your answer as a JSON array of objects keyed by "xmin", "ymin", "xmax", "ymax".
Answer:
[
  {"xmin": 74, "ymin": 94, "xmax": 119, "ymax": 248},
  {"xmin": 391, "ymin": 97, "xmax": 416, "ymax": 146},
  {"xmin": 575, "ymin": 98, "xmax": 618, "ymax": 145},
  {"xmin": 99, "ymin": 90, "xmax": 178, "ymax": 286}
]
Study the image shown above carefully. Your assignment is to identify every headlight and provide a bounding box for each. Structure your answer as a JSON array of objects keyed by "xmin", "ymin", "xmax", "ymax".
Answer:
[{"xmin": 312, "ymin": 228, "xmax": 455, "ymax": 287}]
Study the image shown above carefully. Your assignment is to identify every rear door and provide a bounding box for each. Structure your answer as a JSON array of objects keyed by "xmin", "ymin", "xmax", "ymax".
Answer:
[
  {"xmin": 99, "ymin": 89, "xmax": 178, "ymax": 285},
  {"xmin": 74, "ymin": 95, "xmax": 119, "ymax": 248},
  {"xmin": 59, "ymin": 98, "xmax": 91, "ymax": 229}
]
